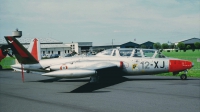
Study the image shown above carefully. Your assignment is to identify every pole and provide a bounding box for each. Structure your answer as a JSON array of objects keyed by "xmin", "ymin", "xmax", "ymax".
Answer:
[
  {"xmin": 21, "ymin": 64, "xmax": 24, "ymax": 83},
  {"xmin": 112, "ymin": 39, "xmax": 114, "ymax": 48}
]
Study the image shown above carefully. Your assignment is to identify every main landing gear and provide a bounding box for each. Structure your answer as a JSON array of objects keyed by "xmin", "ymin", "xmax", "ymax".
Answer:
[
  {"xmin": 89, "ymin": 75, "xmax": 99, "ymax": 83},
  {"xmin": 180, "ymin": 70, "xmax": 188, "ymax": 80}
]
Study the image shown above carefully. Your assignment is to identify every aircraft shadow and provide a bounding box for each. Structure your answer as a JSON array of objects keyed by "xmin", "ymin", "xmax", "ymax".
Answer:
[
  {"xmin": 126, "ymin": 77, "xmax": 200, "ymax": 81},
  {"xmin": 31, "ymin": 78, "xmax": 90, "ymax": 83},
  {"xmin": 69, "ymin": 77, "xmax": 128, "ymax": 93},
  {"xmin": 30, "ymin": 77, "xmax": 62, "ymax": 83},
  {"xmin": 67, "ymin": 77, "xmax": 199, "ymax": 93},
  {"xmin": 30, "ymin": 76, "xmax": 199, "ymax": 93}
]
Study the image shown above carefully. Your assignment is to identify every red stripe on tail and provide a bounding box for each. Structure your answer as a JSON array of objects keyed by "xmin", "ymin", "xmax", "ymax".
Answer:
[{"xmin": 31, "ymin": 38, "xmax": 38, "ymax": 61}]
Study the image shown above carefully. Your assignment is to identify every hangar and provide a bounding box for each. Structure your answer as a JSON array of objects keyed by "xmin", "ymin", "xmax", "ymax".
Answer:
[
  {"xmin": 92, "ymin": 41, "xmax": 148, "ymax": 53},
  {"xmin": 120, "ymin": 41, "xmax": 140, "ymax": 48},
  {"xmin": 91, "ymin": 41, "xmax": 154, "ymax": 53},
  {"xmin": 175, "ymin": 38, "xmax": 200, "ymax": 49},
  {"xmin": 91, "ymin": 45, "xmax": 120, "ymax": 53},
  {"xmin": 140, "ymin": 41, "xmax": 154, "ymax": 49}
]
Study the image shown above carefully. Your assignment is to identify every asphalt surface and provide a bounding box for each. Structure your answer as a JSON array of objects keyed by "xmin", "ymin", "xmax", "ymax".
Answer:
[{"xmin": 0, "ymin": 70, "xmax": 200, "ymax": 112}]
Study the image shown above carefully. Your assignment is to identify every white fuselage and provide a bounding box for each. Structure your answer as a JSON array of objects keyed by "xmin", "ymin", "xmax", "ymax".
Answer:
[{"xmin": 12, "ymin": 55, "xmax": 170, "ymax": 76}]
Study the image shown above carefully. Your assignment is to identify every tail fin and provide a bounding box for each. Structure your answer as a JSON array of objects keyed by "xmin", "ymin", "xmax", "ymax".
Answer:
[
  {"xmin": 28, "ymin": 38, "xmax": 41, "ymax": 61},
  {"xmin": 4, "ymin": 36, "xmax": 39, "ymax": 64}
]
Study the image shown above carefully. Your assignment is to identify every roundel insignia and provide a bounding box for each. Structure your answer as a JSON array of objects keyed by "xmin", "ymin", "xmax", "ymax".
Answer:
[{"xmin": 60, "ymin": 65, "xmax": 68, "ymax": 70}]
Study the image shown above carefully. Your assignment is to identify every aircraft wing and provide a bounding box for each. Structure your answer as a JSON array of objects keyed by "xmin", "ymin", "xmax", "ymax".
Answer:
[
  {"xmin": 42, "ymin": 61, "xmax": 123, "ymax": 78},
  {"xmin": 81, "ymin": 62, "xmax": 118, "ymax": 70}
]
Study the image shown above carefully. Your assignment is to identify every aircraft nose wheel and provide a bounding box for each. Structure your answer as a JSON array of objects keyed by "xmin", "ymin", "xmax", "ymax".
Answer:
[{"xmin": 180, "ymin": 74, "xmax": 187, "ymax": 80}]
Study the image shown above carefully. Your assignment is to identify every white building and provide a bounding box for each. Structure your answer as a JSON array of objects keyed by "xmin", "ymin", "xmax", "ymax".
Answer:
[
  {"xmin": 1, "ymin": 37, "xmax": 93, "ymax": 56},
  {"xmin": 40, "ymin": 44, "xmax": 71, "ymax": 57},
  {"xmin": 65, "ymin": 42, "xmax": 92, "ymax": 54},
  {"xmin": 0, "ymin": 37, "xmax": 71, "ymax": 57}
]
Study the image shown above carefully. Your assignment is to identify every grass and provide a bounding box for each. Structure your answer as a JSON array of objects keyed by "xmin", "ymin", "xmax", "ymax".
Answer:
[{"xmin": 159, "ymin": 50, "xmax": 200, "ymax": 77}]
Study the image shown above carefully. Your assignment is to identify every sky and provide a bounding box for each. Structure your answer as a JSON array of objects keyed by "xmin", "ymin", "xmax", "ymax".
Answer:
[{"xmin": 0, "ymin": 0, "xmax": 199, "ymax": 46}]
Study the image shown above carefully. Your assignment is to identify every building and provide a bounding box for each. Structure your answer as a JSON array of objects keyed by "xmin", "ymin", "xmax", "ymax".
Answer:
[
  {"xmin": 140, "ymin": 41, "xmax": 154, "ymax": 49},
  {"xmin": 91, "ymin": 45, "xmax": 120, "ymax": 53},
  {"xmin": 175, "ymin": 38, "xmax": 200, "ymax": 49},
  {"xmin": 65, "ymin": 42, "xmax": 93, "ymax": 54},
  {"xmin": 120, "ymin": 41, "xmax": 140, "ymax": 48},
  {"xmin": 0, "ymin": 37, "xmax": 71, "ymax": 57},
  {"xmin": 91, "ymin": 41, "xmax": 154, "ymax": 53}
]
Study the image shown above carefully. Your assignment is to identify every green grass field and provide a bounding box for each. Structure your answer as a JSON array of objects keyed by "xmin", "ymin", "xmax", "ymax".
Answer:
[{"xmin": 159, "ymin": 50, "xmax": 200, "ymax": 77}]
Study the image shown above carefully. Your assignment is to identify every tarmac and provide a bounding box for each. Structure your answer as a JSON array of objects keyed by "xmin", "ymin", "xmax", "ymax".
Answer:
[{"xmin": 0, "ymin": 70, "xmax": 200, "ymax": 112}]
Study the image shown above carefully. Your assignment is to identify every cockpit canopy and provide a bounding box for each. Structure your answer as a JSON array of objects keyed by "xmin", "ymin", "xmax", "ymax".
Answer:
[{"xmin": 96, "ymin": 48, "xmax": 166, "ymax": 58}]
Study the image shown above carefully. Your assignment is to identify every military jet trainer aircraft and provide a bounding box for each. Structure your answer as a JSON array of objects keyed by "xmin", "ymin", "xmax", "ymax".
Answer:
[{"xmin": 5, "ymin": 36, "xmax": 194, "ymax": 83}]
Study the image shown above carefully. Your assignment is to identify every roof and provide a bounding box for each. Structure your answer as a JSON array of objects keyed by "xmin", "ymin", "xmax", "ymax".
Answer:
[
  {"xmin": 175, "ymin": 38, "xmax": 200, "ymax": 44},
  {"xmin": 140, "ymin": 41, "xmax": 154, "ymax": 45},
  {"xmin": 23, "ymin": 44, "xmax": 70, "ymax": 49},
  {"xmin": 78, "ymin": 42, "xmax": 92, "ymax": 47},
  {"xmin": 0, "ymin": 37, "xmax": 69, "ymax": 49},
  {"xmin": 0, "ymin": 37, "xmax": 62, "ymax": 45},
  {"xmin": 92, "ymin": 45, "xmax": 120, "ymax": 48},
  {"xmin": 120, "ymin": 41, "xmax": 139, "ymax": 46}
]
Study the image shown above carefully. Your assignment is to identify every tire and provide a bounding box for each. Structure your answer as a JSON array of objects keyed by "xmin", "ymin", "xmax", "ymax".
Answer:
[{"xmin": 180, "ymin": 74, "xmax": 187, "ymax": 80}]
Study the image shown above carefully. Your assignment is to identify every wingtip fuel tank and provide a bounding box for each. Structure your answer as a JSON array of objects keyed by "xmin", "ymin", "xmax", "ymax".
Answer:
[{"xmin": 42, "ymin": 69, "xmax": 96, "ymax": 78}]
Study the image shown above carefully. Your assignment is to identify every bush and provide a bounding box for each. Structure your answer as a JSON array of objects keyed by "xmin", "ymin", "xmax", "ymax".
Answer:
[
  {"xmin": 192, "ymin": 49, "xmax": 195, "ymax": 52},
  {"xmin": 175, "ymin": 50, "xmax": 178, "ymax": 52},
  {"xmin": 167, "ymin": 50, "xmax": 170, "ymax": 52}
]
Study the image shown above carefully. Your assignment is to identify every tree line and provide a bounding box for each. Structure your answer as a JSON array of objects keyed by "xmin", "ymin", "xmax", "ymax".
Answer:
[{"xmin": 153, "ymin": 42, "xmax": 200, "ymax": 51}]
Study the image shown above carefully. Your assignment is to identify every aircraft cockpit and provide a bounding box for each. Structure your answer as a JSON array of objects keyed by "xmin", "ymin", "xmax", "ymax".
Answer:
[{"xmin": 96, "ymin": 48, "xmax": 166, "ymax": 58}]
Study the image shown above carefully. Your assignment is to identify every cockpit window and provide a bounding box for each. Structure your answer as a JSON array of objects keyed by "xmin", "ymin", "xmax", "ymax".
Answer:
[
  {"xmin": 96, "ymin": 48, "xmax": 167, "ymax": 58},
  {"xmin": 155, "ymin": 53, "xmax": 166, "ymax": 58},
  {"xmin": 142, "ymin": 50, "xmax": 156, "ymax": 57},
  {"xmin": 119, "ymin": 50, "xmax": 132, "ymax": 56},
  {"xmin": 113, "ymin": 50, "xmax": 116, "ymax": 56},
  {"xmin": 133, "ymin": 49, "xmax": 142, "ymax": 57}
]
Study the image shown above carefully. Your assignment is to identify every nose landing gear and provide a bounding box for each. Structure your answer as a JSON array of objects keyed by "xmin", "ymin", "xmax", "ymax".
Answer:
[{"xmin": 180, "ymin": 70, "xmax": 188, "ymax": 80}]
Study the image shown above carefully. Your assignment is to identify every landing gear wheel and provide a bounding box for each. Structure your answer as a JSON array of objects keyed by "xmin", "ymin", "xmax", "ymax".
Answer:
[
  {"xmin": 180, "ymin": 74, "xmax": 187, "ymax": 80},
  {"xmin": 89, "ymin": 75, "xmax": 99, "ymax": 83}
]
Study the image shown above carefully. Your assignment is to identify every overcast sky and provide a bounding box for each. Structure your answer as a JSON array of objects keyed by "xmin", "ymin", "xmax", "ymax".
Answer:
[{"xmin": 0, "ymin": 0, "xmax": 199, "ymax": 45}]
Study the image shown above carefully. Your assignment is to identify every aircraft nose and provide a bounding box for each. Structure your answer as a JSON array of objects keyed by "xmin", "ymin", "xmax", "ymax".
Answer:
[
  {"xmin": 192, "ymin": 62, "xmax": 194, "ymax": 67},
  {"xmin": 169, "ymin": 60, "xmax": 193, "ymax": 72}
]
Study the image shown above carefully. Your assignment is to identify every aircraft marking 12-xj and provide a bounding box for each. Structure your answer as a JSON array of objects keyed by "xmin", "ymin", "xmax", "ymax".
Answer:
[{"xmin": 4, "ymin": 36, "xmax": 194, "ymax": 83}]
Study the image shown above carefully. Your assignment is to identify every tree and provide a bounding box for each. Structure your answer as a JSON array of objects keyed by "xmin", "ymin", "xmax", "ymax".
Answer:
[
  {"xmin": 153, "ymin": 42, "xmax": 161, "ymax": 49},
  {"xmin": 186, "ymin": 45, "xmax": 191, "ymax": 50},
  {"xmin": 177, "ymin": 42, "xmax": 185, "ymax": 51},
  {"xmin": 162, "ymin": 43, "xmax": 169, "ymax": 49},
  {"xmin": 194, "ymin": 42, "xmax": 200, "ymax": 50},
  {"xmin": 141, "ymin": 45, "xmax": 146, "ymax": 48}
]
